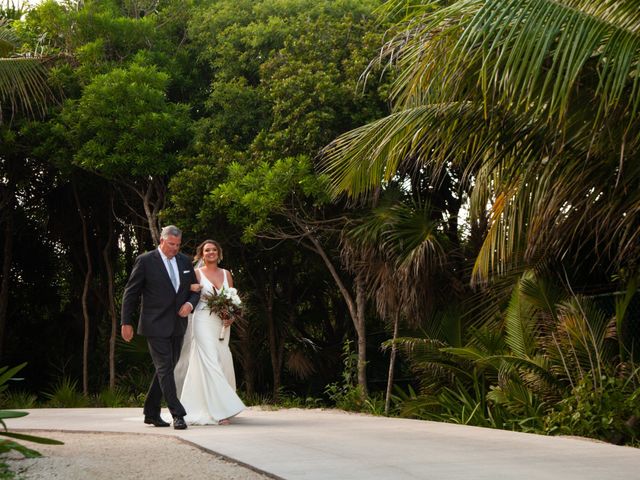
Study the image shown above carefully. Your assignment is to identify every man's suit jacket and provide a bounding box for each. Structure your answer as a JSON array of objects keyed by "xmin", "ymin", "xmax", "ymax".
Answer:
[{"xmin": 121, "ymin": 250, "xmax": 200, "ymax": 337}]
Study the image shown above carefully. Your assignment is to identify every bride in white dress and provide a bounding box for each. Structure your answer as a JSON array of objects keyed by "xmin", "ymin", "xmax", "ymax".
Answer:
[{"xmin": 174, "ymin": 239, "xmax": 245, "ymax": 425}]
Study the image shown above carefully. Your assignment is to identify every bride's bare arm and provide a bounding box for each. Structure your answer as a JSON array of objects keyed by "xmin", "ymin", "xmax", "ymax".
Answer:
[{"xmin": 227, "ymin": 269, "xmax": 234, "ymax": 288}]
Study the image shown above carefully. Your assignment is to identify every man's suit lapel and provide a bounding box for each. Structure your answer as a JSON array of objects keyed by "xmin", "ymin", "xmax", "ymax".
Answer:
[{"xmin": 152, "ymin": 250, "xmax": 177, "ymax": 294}]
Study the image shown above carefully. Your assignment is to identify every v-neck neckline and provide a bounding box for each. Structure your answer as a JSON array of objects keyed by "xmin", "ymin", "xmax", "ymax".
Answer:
[{"xmin": 200, "ymin": 268, "xmax": 225, "ymax": 292}]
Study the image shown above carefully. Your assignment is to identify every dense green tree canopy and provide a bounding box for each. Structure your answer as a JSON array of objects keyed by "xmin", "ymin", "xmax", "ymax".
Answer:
[{"xmin": 63, "ymin": 63, "xmax": 190, "ymax": 176}]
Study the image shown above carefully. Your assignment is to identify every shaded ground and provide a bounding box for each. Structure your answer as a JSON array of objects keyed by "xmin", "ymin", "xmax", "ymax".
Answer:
[{"xmin": 3, "ymin": 430, "xmax": 274, "ymax": 480}]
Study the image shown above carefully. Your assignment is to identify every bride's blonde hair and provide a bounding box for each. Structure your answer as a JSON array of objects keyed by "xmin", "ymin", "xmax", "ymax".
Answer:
[{"xmin": 194, "ymin": 239, "xmax": 224, "ymax": 265}]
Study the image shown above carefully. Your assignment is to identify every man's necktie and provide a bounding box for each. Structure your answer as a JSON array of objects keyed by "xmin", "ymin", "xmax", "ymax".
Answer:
[{"xmin": 167, "ymin": 258, "xmax": 178, "ymax": 291}]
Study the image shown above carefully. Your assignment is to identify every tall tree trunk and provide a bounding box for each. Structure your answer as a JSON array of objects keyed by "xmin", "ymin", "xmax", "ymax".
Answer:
[
  {"xmin": 0, "ymin": 207, "xmax": 13, "ymax": 362},
  {"xmin": 237, "ymin": 322, "xmax": 255, "ymax": 396},
  {"xmin": 307, "ymin": 234, "xmax": 368, "ymax": 396},
  {"xmin": 123, "ymin": 226, "xmax": 135, "ymax": 274},
  {"xmin": 385, "ymin": 310, "xmax": 400, "ymax": 415},
  {"xmin": 355, "ymin": 273, "xmax": 368, "ymax": 398},
  {"xmin": 265, "ymin": 267, "xmax": 281, "ymax": 400},
  {"xmin": 237, "ymin": 250, "xmax": 257, "ymax": 396},
  {"xmin": 140, "ymin": 178, "xmax": 164, "ymax": 246},
  {"xmin": 102, "ymin": 197, "xmax": 117, "ymax": 389},
  {"xmin": 74, "ymin": 185, "xmax": 92, "ymax": 396},
  {"xmin": 142, "ymin": 182, "xmax": 160, "ymax": 246}
]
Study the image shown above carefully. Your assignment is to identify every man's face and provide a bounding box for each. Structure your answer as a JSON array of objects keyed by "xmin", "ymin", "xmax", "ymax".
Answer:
[{"xmin": 159, "ymin": 235, "xmax": 181, "ymax": 259}]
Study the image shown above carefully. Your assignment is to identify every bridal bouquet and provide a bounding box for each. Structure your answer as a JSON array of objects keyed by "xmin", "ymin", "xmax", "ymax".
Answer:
[{"xmin": 202, "ymin": 287, "xmax": 243, "ymax": 340}]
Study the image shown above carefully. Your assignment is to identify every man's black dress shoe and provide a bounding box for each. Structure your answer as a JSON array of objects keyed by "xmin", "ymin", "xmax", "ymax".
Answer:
[
  {"xmin": 173, "ymin": 416, "xmax": 187, "ymax": 430},
  {"xmin": 144, "ymin": 416, "xmax": 170, "ymax": 427}
]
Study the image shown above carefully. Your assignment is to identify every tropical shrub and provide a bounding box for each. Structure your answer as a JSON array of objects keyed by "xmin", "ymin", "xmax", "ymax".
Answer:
[
  {"xmin": 325, "ymin": 340, "xmax": 368, "ymax": 411},
  {"xmin": 393, "ymin": 272, "xmax": 640, "ymax": 444},
  {"xmin": 0, "ymin": 390, "xmax": 38, "ymax": 410},
  {"xmin": 93, "ymin": 387, "xmax": 134, "ymax": 408},
  {"xmin": 544, "ymin": 373, "xmax": 640, "ymax": 446},
  {"xmin": 42, "ymin": 377, "xmax": 90, "ymax": 408}
]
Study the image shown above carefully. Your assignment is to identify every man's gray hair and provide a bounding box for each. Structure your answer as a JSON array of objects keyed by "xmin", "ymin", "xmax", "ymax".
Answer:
[{"xmin": 160, "ymin": 225, "xmax": 182, "ymax": 239}]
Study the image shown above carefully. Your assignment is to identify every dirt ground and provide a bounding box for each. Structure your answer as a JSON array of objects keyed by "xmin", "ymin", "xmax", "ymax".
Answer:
[{"xmin": 3, "ymin": 430, "xmax": 274, "ymax": 479}]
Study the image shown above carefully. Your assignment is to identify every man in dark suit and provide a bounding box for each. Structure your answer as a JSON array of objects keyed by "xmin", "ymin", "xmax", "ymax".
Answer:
[{"xmin": 121, "ymin": 225, "xmax": 200, "ymax": 430}]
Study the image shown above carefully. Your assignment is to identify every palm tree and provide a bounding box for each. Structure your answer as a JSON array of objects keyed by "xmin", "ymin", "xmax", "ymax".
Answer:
[
  {"xmin": 320, "ymin": 0, "xmax": 640, "ymax": 435},
  {"xmin": 342, "ymin": 192, "xmax": 451, "ymax": 408},
  {"xmin": 0, "ymin": 3, "xmax": 51, "ymax": 123},
  {"xmin": 321, "ymin": 0, "xmax": 640, "ymax": 283}
]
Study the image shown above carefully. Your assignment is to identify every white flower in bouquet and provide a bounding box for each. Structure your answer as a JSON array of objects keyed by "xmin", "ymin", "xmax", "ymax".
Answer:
[{"xmin": 225, "ymin": 288, "xmax": 242, "ymax": 307}]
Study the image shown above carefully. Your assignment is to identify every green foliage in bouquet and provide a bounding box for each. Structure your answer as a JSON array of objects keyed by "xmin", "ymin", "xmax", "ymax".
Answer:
[{"xmin": 202, "ymin": 286, "xmax": 244, "ymax": 322}]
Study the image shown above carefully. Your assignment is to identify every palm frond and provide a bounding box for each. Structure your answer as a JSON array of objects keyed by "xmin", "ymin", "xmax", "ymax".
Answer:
[
  {"xmin": 518, "ymin": 271, "xmax": 562, "ymax": 322},
  {"xmin": 0, "ymin": 19, "xmax": 52, "ymax": 121},
  {"xmin": 320, "ymin": 102, "xmax": 483, "ymax": 199},
  {"xmin": 491, "ymin": 354, "xmax": 562, "ymax": 391},
  {"xmin": 0, "ymin": 57, "xmax": 51, "ymax": 117},
  {"xmin": 503, "ymin": 277, "xmax": 538, "ymax": 358},
  {"xmin": 447, "ymin": 0, "xmax": 640, "ymax": 131},
  {"xmin": 0, "ymin": 20, "xmax": 18, "ymax": 57}
]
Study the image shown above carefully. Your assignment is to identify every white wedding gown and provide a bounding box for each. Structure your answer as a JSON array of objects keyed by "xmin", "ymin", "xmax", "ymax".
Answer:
[{"xmin": 174, "ymin": 269, "xmax": 245, "ymax": 424}]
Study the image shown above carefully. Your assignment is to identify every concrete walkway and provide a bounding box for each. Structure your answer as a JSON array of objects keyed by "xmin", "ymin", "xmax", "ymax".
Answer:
[{"xmin": 10, "ymin": 407, "xmax": 640, "ymax": 479}]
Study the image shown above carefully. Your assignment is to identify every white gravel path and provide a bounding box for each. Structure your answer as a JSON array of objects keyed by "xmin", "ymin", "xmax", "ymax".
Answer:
[{"xmin": 3, "ymin": 430, "xmax": 274, "ymax": 479}]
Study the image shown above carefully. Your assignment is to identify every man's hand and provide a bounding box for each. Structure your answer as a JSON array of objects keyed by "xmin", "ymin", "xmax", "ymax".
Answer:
[
  {"xmin": 178, "ymin": 302, "xmax": 193, "ymax": 317},
  {"xmin": 121, "ymin": 324, "xmax": 134, "ymax": 342}
]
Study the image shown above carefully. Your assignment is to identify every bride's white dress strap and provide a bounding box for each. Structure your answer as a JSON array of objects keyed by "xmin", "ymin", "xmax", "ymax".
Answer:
[
  {"xmin": 197, "ymin": 268, "xmax": 226, "ymax": 292},
  {"xmin": 198, "ymin": 268, "xmax": 213, "ymax": 286}
]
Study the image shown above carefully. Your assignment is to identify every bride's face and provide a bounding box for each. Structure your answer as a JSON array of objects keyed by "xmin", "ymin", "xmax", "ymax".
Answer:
[{"xmin": 202, "ymin": 243, "xmax": 219, "ymax": 264}]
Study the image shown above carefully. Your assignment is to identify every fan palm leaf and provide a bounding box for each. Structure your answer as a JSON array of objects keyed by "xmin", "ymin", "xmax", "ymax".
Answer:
[
  {"xmin": 550, "ymin": 296, "xmax": 618, "ymax": 382},
  {"xmin": 0, "ymin": 19, "xmax": 51, "ymax": 121},
  {"xmin": 344, "ymin": 195, "xmax": 450, "ymax": 324}
]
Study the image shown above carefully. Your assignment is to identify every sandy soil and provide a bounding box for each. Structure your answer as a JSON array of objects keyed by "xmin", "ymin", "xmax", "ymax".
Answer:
[{"xmin": 3, "ymin": 430, "xmax": 274, "ymax": 479}]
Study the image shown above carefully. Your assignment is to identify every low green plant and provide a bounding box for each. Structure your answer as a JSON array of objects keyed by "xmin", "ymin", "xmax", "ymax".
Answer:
[
  {"xmin": 0, "ymin": 390, "xmax": 38, "ymax": 409},
  {"xmin": 239, "ymin": 391, "xmax": 274, "ymax": 407},
  {"xmin": 93, "ymin": 387, "xmax": 133, "ymax": 407},
  {"xmin": 273, "ymin": 389, "xmax": 324, "ymax": 409},
  {"xmin": 325, "ymin": 340, "xmax": 370, "ymax": 412},
  {"xmin": 396, "ymin": 379, "xmax": 496, "ymax": 427},
  {"xmin": 325, "ymin": 382, "xmax": 367, "ymax": 411},
  {"xmin": 362, "ymin": 392, "xmax": 387, "ymax": 415},
  {"xmin": 117, "ymin": 364, "xmax": 154, "ymax": 399},
  {"xmin": 544, "ymin": 372, "xmax": 640, "ymax": 446},
  {"xmin": 238, "ymin": 389, "xmax": 324, "ymax": 409},
  {"xmin": 0, "ymin": 364, "xmax": 64, "ymax": 479},
  {"xmin": 42, "ymin": 377, "xmax": 89, "ymax": 408},
  {"xmin": 0, "ymin": 460, "xmax": 16, "ymax": 480}
]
